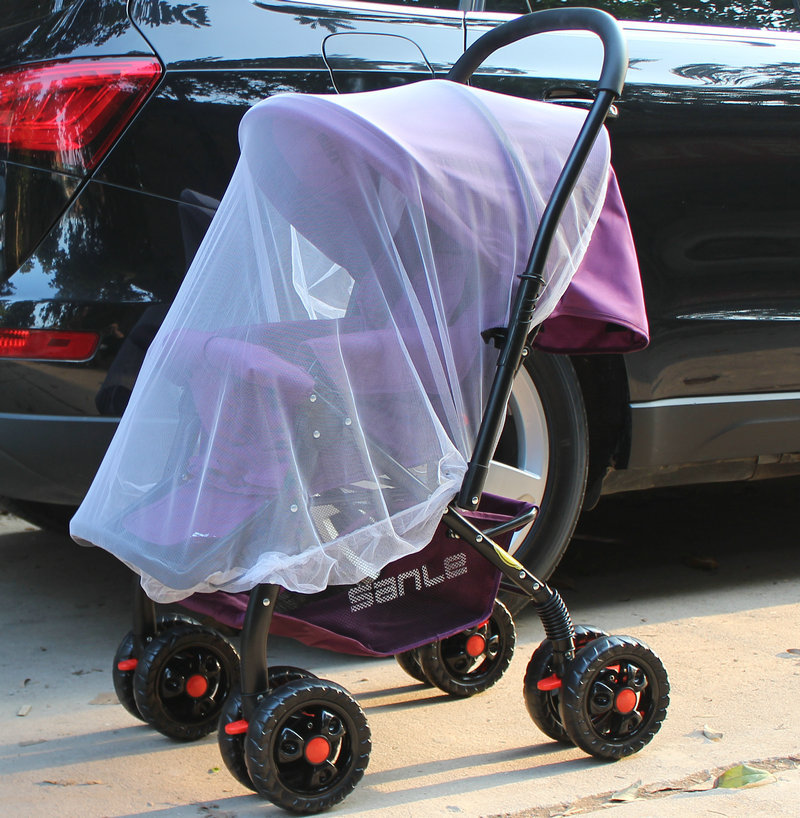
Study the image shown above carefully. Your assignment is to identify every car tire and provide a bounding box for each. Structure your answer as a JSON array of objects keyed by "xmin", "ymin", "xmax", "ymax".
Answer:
[
  {"xmin": 0, "ymin": 497, "xmax": 75, "ymax": 532},
  {"xmin": 490, "ymin": 351, "xmax": 588, "ymax": 599}
]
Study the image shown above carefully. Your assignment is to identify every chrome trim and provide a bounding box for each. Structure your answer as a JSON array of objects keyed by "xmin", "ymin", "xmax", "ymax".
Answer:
[
  {"xmin": 276, "ymin": 0, "xmax": 466, "ymax": 20},
  {"xmin": 465, "ymin": 10, "xmax": 800, "ymax": 42},
  {"xmin": 631, "ymin": 392, "xmax": 800, "ymax": 410}
]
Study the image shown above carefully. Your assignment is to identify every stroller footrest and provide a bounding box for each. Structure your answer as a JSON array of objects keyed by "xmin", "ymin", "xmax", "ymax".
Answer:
[{"xmin": 483, "ymin": 505, "xmax": 538, "ymax": 538}]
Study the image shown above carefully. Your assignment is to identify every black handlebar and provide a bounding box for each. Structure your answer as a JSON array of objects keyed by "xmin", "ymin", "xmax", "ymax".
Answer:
[
  {"xmin": 451, "ymin": 8, "xmax": 629, "ymax": 511},
  {"xmin": 446, "ymin": 7, "xmax": 628, "ymax": 97}
]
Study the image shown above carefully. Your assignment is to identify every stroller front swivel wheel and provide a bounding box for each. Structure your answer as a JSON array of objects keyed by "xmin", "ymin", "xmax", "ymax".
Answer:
[
  {"xmin": 558, "ymin": 635, "xmax": 669, "ymax": 760},
  {"xmin": 112, "ymin": 613, "xmax": 202, "ymax": 722},
  {"xmin": 523, "ymin": 624, "xmax": 608, "ymax": 744},
  {"xmin": 244, "ymin": 678, "xmax": 371, "ymax": 814},
  {"xmin": 417, "ymin": 599, "xmax": 515, "ymax": 697},
  {"xmin": 133, "ymin": 623, "xmax": 240, "ymax": 741},
  {"xmin": 218, "ymin": 667, "xmax": 320, "ymax": 792}
]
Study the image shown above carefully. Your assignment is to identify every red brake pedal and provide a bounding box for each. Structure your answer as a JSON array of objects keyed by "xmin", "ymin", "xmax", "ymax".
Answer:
[
  {"xmin": 537, "ymin": 673, "xmax": 562, "ymax": 691},
  {"xmin": 224, "ymin": 719, "xmax": 249, "ymax": 736}
]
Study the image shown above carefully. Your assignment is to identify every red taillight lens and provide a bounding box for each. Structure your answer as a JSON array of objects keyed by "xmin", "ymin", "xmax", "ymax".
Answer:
[
  {"xmin": 0, "ymin": 329, "xmax": 100, "ymax": 361},
  {"xmin": 0, "ymin": 57, "xmax": 162, "ymax": 174}
]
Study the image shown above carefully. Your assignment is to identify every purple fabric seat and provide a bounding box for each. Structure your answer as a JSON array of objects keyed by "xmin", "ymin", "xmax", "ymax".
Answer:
[{"xmin": 71, "ymin": 80, "xmax": 647, "ymax": 612}]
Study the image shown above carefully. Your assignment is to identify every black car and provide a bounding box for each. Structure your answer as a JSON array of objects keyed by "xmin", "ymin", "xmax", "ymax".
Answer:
[{"xmin": 2, "ymin": 0, "xmax": 799, "ymax": 581}]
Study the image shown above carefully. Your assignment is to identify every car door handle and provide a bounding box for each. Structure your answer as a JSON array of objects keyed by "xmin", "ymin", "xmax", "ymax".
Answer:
[{"xmin": 544, "ymin": 87, "xmax": 619, "ymax": 118}]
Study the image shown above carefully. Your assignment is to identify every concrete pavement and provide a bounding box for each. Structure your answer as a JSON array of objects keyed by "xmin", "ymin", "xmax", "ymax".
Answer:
[{"xmin": 1, "ymin": 479, "xmax": 799, "ymax": 816}]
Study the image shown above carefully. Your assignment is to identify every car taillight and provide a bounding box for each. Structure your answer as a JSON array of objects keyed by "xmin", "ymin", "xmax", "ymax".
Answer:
[
  {"xmin": 0, "ymin": 329, "xmax": 100, "ymax": 361},
  {"xmin": 0, "ymin": 57, "xmax": 162, "ymax": 175}
]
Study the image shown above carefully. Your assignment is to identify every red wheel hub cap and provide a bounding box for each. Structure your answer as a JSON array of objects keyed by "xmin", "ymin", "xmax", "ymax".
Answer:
[
  {"xmin": 304, "ymin": 736, "xmax": 331, "ymax": 765},
  {"xmin": 466, "ymin": 634, "xmax": 486, "ymax": 657},
  {"xmin": 185, "ymin": 674, "xmax": 209, "ymax": 698},
  {"xmin": 615, "ymin": 688, "xmax": 637, "ymax": 713}
]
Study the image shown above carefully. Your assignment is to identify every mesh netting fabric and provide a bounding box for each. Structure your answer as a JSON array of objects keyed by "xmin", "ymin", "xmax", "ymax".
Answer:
[{"xmin": 71, "ymin": 80, "xmax": 638, "ymax": 602}]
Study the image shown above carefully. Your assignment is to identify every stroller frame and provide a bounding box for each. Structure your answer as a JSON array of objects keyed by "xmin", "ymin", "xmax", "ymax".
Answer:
[{"xmin": 122, "ymin": 9, "xmax": 669, "ymax": 814}]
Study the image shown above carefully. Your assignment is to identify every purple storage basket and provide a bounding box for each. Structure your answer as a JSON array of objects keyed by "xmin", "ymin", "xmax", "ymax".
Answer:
[{"xmin": 182, "ymin": 494, "xmax": 532, "ymax": 657}]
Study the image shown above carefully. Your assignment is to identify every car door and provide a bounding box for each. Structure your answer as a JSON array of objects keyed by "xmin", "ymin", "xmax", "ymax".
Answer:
[
  {"xmin": 109, "ymin": 0, "xmax": 464, "ymax": 207},
  {"xmin": 315, "ymin": 0, "xmax": 465, "ymax": 92},
  {"xmin": 465, "ymin": 0, "xmax": 800, "ymax": 475}
]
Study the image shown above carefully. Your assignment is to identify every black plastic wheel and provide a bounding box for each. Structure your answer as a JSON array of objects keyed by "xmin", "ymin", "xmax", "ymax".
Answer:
[
  {"xmin": 132, "ymin": 623, "xmax": 240, "ymax": 741},
  {"xmin": 218, "ymin": 668, "xmax": 321, "ymax": 792},
  {"xmin": 218, "ymin": 687, "xmax": 257, "ymax": 791},
  {"xmin": 559, "ymin": 635, "xmax": 670, "ymax": 760},
  {"xmin": 394, "ymin": 649, "xmax": 430, "ymax": 685},
  {"xmin": 416, "ymin": 600, "xmax": 515, "ymax": 697},
  {"xmin": 244, "ymin": 678, "xmax": 371, "ymax": 814},
  {"xmin": 523, "ymin": 625, "xmax": 609, "ymax": 744},
  {"xmin": 112, "ymin": 613, "xmax": 201, "ymax": 722},
  {"xmin": 268, "ymin": 665, "xmax": 319, "ymax": 689}
]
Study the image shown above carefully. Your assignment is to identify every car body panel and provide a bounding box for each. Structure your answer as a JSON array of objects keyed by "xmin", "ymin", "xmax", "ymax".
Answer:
[
  {"xmin": 0, "ymin": 0, "xmax": 159, "ymax": 277},
  {"xmin": 1, "ymin": 0, "xmax": 800, "ymax": 508},
  {"xmin": 466, "ymin": 9, "xmax": 800, "ymax": 472}
]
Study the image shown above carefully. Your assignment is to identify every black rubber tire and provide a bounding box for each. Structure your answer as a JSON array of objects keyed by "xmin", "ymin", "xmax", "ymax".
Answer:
[
  {"xmin": 523, "ymin": 625, "xmax": 609, "ymax": 744},
  {"xmin": 217, "ymin": 665, "xmax": 317, "ymax": 792},
  {"xmin": 559, "ymin": 635, "xmax": 670, "ymax": 760},
  {"xmin": 218, "ymin": 686, "xmax": 257, "ymax": 791},
  {"xmin": 268, "ymin": 666, "xmax": 319, "ymax": 689},
  {"xmin": 245, "ymin": 678, "xmax": 371, "ymax": 814},
  {"xmin": 496, "ymin": 353, "xmax": 588, "ymax": 613},
  {"xmin": 133, "ymin": 623, "xmax": 240, "ymax": 741},
  {"xmin": 394, "ymin": 649, "xmax": 430, "ymax": 685},
  {"xmin": 0, "ymin": 497, "xmax": 75, "ymax": 532},
  {"xmin": 218, "ymin": 668, "xmax": 320, "ymax": 792},
  {"xmin": 112, "ymin": 613, "xmax": 201, "ymax": 722},
  {"xmin": 417, "ymin": 600, "xmax": 515, "ymax": 698}
]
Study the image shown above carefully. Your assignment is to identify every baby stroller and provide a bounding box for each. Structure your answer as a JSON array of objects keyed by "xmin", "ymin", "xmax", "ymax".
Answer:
[{"xmin": 71, "ymin": 7, "xmax": 669, "ymax": 814}]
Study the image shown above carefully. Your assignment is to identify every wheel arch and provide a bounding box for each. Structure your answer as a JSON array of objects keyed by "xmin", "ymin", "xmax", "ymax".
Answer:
[{"xmin": 571, "ymin": 353, "xmax": 631, "ymax": 509}]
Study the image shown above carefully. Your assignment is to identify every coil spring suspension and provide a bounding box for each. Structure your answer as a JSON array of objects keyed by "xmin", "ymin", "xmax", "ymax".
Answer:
[{"xmin": 534, "ymin": 588, "xmax": 574, "ymax": 644}]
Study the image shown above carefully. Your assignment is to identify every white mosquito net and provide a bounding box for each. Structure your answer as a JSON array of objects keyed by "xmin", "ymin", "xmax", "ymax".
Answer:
[{"xmin": 71, "ymin": 80, "xmax": 611, "ymax": 602}]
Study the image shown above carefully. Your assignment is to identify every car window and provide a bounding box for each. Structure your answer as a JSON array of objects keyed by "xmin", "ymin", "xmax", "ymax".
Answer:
[{"xmin": 481, "ymin": 1, "xmax": 799, "ymax": 31}]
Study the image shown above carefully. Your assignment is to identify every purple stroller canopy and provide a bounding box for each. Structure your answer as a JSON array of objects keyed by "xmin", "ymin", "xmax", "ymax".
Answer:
[{"xmin": 71, "ymin": 80, "xmax": 645, "ymax": 603}]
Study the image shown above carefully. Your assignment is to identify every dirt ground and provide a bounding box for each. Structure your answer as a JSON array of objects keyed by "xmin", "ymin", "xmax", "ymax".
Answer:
[{"xmin": 1, "ymin": 479, "xmax": 799, "ymax": 817}]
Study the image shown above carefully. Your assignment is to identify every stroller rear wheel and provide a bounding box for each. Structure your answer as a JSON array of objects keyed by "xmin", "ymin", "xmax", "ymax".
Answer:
[
  {"xmin": 417, "ymin": 600, "xmax": 515, "ymax": 697},
  {"xmin": 523, "ymin": 625, "xmax": 608, "ymax": 743},
  {"xmin": 558, "ymin": 635, "xmax": 670, "ymax": 760},
  {"xmin": 218, "ymin": 667, "xmax": 320, "ymax": 791},
  {"xmin": 112, "ymin": 613, "xmax": 201, "ymax": 722},
  {"xmin": 245, "ymin": 678, "xmax": 371, "ymax": 814},
  {"xmin": 394, "ymin": 649, "xmax": 430, "ymax": 685},
  {"xmin": 133, "ymin": 623, "xmax": 240, "ymax": 741}
]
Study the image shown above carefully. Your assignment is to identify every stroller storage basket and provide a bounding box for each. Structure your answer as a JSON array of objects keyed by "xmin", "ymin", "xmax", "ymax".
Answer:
[{"xmin": 181, "ymin": 494, "xmax": 532, "ymax": 657}]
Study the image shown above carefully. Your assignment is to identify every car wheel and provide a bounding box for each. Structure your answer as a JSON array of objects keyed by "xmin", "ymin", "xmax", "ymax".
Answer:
[
  {"xmin": 488, "ymin": 351, "xmax": 588, "ymax": 587},
  {"xmin": 0, "ymin": 497, "xmax": 75, "ymax": 532}
]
